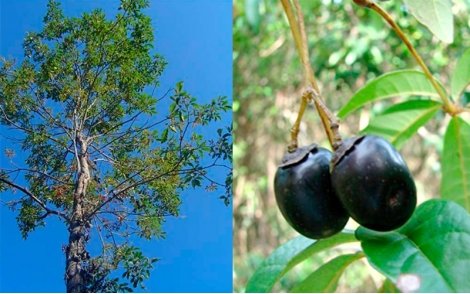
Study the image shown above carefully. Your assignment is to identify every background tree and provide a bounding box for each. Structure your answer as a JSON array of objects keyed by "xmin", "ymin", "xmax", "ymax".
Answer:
[
  {"xmin": 0, "ymin": 0, "xmax": 232, "ymax": 292},
  {"xmin": 233, "ymin": 0, "xmax": 469, "ymax": 291}
]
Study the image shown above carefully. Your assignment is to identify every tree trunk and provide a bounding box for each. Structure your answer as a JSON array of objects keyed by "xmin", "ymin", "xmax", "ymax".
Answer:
[
  {"xmin": 65, "ymin": 135, "xmax": 91, "ymax": 293},
  {"xmin": 65, "ymin": 219, "xmax": 89, "ymax": 292}
]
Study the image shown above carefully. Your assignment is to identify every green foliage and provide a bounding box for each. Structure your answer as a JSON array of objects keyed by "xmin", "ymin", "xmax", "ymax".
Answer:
[
  {"xmin": 0, "ymin": 0, "xmax": 231, "ymax": 291},
  {"xmin": 119, "ymin": 246, "xmax": 156, "ymax": 289},
  {"xmin": 290, "ymin": 253, "xmax": 364, "ymax": 293},
  {"xmin": 441, "ymin": 117, "xmax": 470, "ymax": 210},
  {"xmin": 403, "ymin": 0, "xmax": 454, "ymax": 43},
  {"xmin": 357, "ymin": 200, "xmax": 470, "ymax": 292},
  {"xmin": 361, "ymin": 100, "xmax": 441, "ymax": 149},
  {"xmin": 82, "ymin": 245, "xmax": 156, "ymax": 292},
  {"xmin": 338, "ymin": 70, "xmax": 440, "ymax": 118},
  {"xmin": 451, "ymin": 48, "xmax": 470, "ymax": 100},
  {"xmin": 17, "ymin": 200, "xmax": 45, "ymax": 239},
  {"xmin": 213, "ymin": 126, "xmax": 233, "ymax": 206},
  {"xmin": 248, "ymin": 200, "xmax": 470, "ymax": 292},
  {"xmin": 246, "ymin": 231, "xmax": 357, "ymax": 292}
]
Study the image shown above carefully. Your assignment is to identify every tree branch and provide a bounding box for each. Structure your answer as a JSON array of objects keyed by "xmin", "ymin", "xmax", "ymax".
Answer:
[
  {"xmin": 3, "ymin": 167, "xmax": 74, "ymax": 186},
  {"xmin": 0, "ymin": 177, "xmax": 69, "ymax": 221},
  {"xmin": 0, "ymin": 105, "xmax": 74, "ymax": 152}
]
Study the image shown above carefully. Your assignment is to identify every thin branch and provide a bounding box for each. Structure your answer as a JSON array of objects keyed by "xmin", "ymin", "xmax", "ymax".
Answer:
[
  {"xmin": 88, "ymin": 111, "xmax": 143, "ymax": 141},
  {"xmin": 201, "ymin": 174, "xmax": 225, "ymax": 187},
  {"xmin": 93, "ymin": 218, "xmax": 107, "ymax": 256},
  {"xmin": 87, "ymin": 156, "xmax": 187, "ymax": 218},
  {"xmin": 88, "ymin": 144, "xmax": 117, "ymax": 165},
  {"xmin": 36, "ymin": 101, "xmax": 74, "ymax": 138},
  {"xmin": 2, "ymin": 167, "xmax": 74, "ymax": 186},
  {"xmin": 95, "ymin": 215, "xmax": 118, "ymax": 248},
  {"xmin": 0, "ymin": 177, "xmax": 69, "ymax": 221},
  {"xmin": 0, "ymin": 106, "xmax": 74, "ymax": 152},
  {"xmin": 157, "ymin": 87, "xmax": 173, "ymax": 102}
]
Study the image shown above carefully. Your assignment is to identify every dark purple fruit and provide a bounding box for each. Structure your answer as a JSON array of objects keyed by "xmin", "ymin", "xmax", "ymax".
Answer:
[
  {"xmin": 331, "ymin": 135, "xmax": 416, "ymax": 231},
  {"xmin": 274, "ymin": 145, "xmax": 349, "ymax": 239}
]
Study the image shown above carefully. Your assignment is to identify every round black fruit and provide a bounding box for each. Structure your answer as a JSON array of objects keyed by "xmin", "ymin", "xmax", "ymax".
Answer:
[
  {"xmin": 331, "ymin": 135, "xmax": 416, "ymax": 231},
  {"xmin": 274, "ymin": 145, "xmax": 349, "ymax": 239}
]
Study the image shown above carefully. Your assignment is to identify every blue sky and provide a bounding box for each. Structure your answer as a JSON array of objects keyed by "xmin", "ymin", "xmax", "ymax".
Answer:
[{"xmin": 0, "ymin": 0, "xmax": 232, "ymax": 292}]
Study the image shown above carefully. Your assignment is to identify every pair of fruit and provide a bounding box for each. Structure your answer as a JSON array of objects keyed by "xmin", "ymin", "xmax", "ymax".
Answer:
[{"xmin": 274, "ymin": 135, "xmax": 417, "ymax": 239}]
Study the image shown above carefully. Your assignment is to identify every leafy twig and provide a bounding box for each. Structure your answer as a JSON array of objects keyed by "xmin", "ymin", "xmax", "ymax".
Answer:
[{"xmin": 353, "ymin": 0, "xmax": 462, "ymax": 116}]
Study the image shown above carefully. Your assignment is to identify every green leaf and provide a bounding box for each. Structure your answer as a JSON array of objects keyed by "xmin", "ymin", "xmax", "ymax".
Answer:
[
  {"xmin": 169, "ymin": 102, "xmax": 177, "ymax": 113},
  {"xmin": 160, "ymin": 128, "xmax": 168, "ymax": 143},
  {"xmin": 362, "ymin": 100, "xmax": 441, "ymax": 149},
  {"xmin": 441, "ymin": 117, "xmax": 470, "ymax": 211},
  {"xmin": 245, "ymin": 231, "xmax": 357, "ymax": 293},
  {"xmin": 17, "ymin": 200, "xmax": 45, "ymax": 239},
  {"xmin": 175, "ymin": 81, "xmax": 183, "ymax": 93},
  {"xmin": 291, "ymin": 252, "xmax": 364, "ymax": 293},
  {"xmin": 357, "ymin": 199, "xmax": 470, "ymax": 292},
  {"xmin": 403, "ymin": 0, "xmax": 454, "ymax": 44},
  {"xmin": 451, "ymin": 48, "xmax": 470, "ymax": 99},
  {"xmin": 338, "ymin": 70, "xmax": 440, "ymax": 118}
]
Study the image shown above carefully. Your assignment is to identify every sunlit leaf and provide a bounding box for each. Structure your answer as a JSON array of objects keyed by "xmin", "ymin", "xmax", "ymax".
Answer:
[
  {"xmin": 357, "ymin": 199, "xmax": 470, "ymax": 292},
  {"xmin": 160, "ymin": 128, "xmax": 168, "ymax": 143},
  {"xmin": 245, "ymin": 231, "xmax": 357, "ymax": 292},
  {"xmin": 403, "ymin": 0, "xmax": 454, "ymax": 43},
  {"xmin": 175, "ymin": 81, "xmax": 184, "ymax": 93},
  {"xmin": 362, "ymin": 100, "xmax": 441, "ymax": 149},
  {"xmin": 451, "ymin": 48, "xmax": 470, "ymax": 99},
  {"xmin": 338, "ymin": 70, "xmax": 440, "ymax": 118},
  {"xmin": 441, "ymin": 117, "xmax": 470, "ymax": 211},
  {"xmin": 291, "ymin": 252, "xmax": 364, "ymax": 293}
]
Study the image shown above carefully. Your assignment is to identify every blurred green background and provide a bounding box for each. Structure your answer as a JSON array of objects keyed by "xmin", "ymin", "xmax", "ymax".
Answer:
[{"xmin": 233, "ymin": 0, "xmax": 470, "ymax": 292}]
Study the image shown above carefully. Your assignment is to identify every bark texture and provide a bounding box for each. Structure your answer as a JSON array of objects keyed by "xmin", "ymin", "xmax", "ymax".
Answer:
[{"xmin": 65, "ymin": 135, "xmax": 91, "ymax": 293}]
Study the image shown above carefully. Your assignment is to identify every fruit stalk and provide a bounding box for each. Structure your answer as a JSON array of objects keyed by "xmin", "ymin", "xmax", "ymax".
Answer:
[
  {"xmin": 288, "ymin": 91, "xmax": 309, "ymax": 152},
  {"xmin": 353, "ymin": 0, "xmax": 461, "ymax": 116},
  {"xmin": 281, "ymin": 0, "xmax": 342, "ymax": 151}
]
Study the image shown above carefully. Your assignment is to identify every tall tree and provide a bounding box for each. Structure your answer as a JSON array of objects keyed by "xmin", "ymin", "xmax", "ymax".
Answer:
[{"xmin": 0, "ymin": 0, "xmax": 232, "ymax": 292}]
